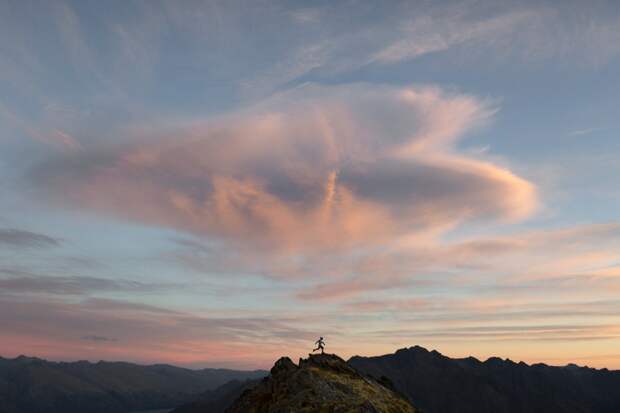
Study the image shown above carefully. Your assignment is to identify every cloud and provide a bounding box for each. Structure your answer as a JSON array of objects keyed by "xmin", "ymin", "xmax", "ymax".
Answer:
[
  {"xmin": 363, "ymin": 323, "xmax": 620, "ymax": 342},
  {"xmin": 344, "ymin": 295, "xmax": 620, "ymax": 323},
  {"xmin": 0, "ymin": 103, "xmax": 82, "ymax": 152},
  {"xmin": 291, "ymin": 221, "xmax": 620, "ymax": 300},
  {"xmin": 359, "ymin": 222, "xmax": 620, "ymax": 277},
  {"xmin": 0, "ymin": 270, "xmax": 174, "ymax": 295},
  {"xmin": 344, "ymin": 298, "xmax": 432, "ymax": 312},
  {"xmin": 0, "ymin": 228, "xmax": 61, "ymax": 248},
  {"xmin": 31, "ymin": 84, "xmax": 536, "ymax": 257},
  {"xmin": 1, "ymin": 290, "xmax": 619, "ymax": 368},
  {"xmin": 568, "ymin": 127, "xmax": 601, "ymax": 137},
  {"xmin": 370, "ymin": 9, "xmax": 537, "ymax": 64},
  {"xmin": 0, "ymin": 296, "xmax": 320, "ymax": 368},
  {"xmin": 81, "ymin": 335, "xmax": 117, "ymax": 342},
  {"xmin": 241, "ymin": 3, "xmax": 620, "ymax": 97},
  {"xmin": 290, "ymin": 8, "xmax": 321, "ymax": 24},
  {"xmin": 297, "ymin": 277, "xmax": 432, "ymax": 301}
]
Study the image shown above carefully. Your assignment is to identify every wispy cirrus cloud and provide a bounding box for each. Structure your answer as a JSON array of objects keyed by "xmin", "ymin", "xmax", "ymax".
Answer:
[
  {"xmin": 568, "ymin": 127, "xmax": 602, "ymax": 137},
  {"xmin": 242, "ymin": 2, "xmax": 620, "ymax": 97},
  {"xmin": 0, "ymin": 296, "xmax": 320, "ymax": 368},
  {"xmin": 363, "ymin": 323, "xmax": 620, "ymax": 343},
  {"xmin": 345, "ymin": 296, "xmax": 620, "ymax": 324},
  {"xmin": 0, "ymin": 103, "xmax": 82, "ymax": 153},
  {"xmin": 297, "ymin": 277, "xmax": 432, "ymax": 302},
  {"xmin": 3, "ymin": 292, "xmax": 619, "ymax": 369},
  {"xmin": 293, "ymin": 222, "xmax": 620, "ymax": 300},
  {"xmin": 370, "ymin": 8, "xmax": 537, "ymax": 64}
]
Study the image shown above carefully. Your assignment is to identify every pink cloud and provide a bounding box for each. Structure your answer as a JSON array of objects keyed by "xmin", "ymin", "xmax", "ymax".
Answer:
[
  {"xmin": 32, "ymin": 84, "xmax": 536, "ymax": 257},
  {"xmin": 0, "ymin": 104, "xmax": 82, "ymax": 152},
  {"xmin": 0, "ymin": 296, "xmax": 316, "ymax": 369},
  {"xmin": 296, "ymin": 276, "xmax": 423, "ymax": 301},
  {"xmin": 291, "ymin": 221, "xmax": 620, "ymax": 300}
]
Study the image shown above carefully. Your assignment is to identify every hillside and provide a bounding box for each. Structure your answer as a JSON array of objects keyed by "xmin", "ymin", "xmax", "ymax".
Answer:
[
  {"xmin": 0, "ymin": 355, "xmax": 266, "ymax": 413},
  {"xmin": 220, "ymin": 353, "xmax": 418, "ymax": 413},
  {"xmin": 349, "ymin": 345, "xmax": 620, "ymax": 413},
  {"xmin": 173, "ymin": 378, "xmax": 261, "ymax": 413}
]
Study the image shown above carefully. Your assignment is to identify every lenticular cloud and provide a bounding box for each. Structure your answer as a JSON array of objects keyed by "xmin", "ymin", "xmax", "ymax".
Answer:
[{"xmin": 33, "ymin": 84, "xmax": 536, "ymax": 252}]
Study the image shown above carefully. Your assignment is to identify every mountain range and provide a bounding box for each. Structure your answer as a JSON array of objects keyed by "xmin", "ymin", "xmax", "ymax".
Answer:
[
  {"xmin": 3, "ymin": 346, "xmax": 620, "ymax": 413},
  {"xmin": 0, "ymin": 355, "xmax": 265, "ymax": 413},
  {"xmin": 350, "ymin": 346, "xmax": 620, "ymax": 413}
]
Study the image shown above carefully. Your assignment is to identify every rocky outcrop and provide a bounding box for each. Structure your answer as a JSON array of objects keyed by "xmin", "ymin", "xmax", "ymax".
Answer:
[{"xmin": 226, "ymin": 353, "xmax": 419, "ymax": 413}]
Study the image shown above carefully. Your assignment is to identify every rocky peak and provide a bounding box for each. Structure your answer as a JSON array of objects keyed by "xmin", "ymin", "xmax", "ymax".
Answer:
[
  {"xmin": 270, "ymin": 356, "xmax": 297, "ymax": 376},
  {"xmin": 298, "ymin": 353, "xmax": 357, "ymax": 375},
  {"xmin": 226, "ymin": 353, "xmax": 418, "ymax": 412}
]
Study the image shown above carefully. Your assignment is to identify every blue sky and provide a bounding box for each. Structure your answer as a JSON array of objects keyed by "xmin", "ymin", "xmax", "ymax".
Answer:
[{"xmin": 1, "ymin": 0, "xmax": 620, "ymax": 369}]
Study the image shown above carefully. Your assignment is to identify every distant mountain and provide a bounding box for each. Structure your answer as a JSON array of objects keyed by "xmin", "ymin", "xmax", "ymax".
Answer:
[
  {"xmin": 349, "ymin": 345, "xmax": 620, "ymax": 413},
  {"xmin": 0, "ymin": 355, "xmax": 266, "ymax": 413},
  {"xmin": 172, "ymin": 378, "xmax": 261, "ymax": 413}
]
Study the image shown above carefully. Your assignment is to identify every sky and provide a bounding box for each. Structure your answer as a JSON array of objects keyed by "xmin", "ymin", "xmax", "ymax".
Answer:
[{"xmin": 1, "ymin": 0, "xmax": 620, "ymax": 370}]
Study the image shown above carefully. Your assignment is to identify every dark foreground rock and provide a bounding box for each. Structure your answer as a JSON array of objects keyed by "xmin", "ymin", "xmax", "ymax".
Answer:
[{"xmin": 226, "ymin": 353, "xmax": 419, "ymax": 413}]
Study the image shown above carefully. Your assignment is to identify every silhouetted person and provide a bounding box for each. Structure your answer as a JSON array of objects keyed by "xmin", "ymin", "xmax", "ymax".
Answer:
[{"xmin": 313, "ymin": 337, "xmax": 325, "ymax": 354}]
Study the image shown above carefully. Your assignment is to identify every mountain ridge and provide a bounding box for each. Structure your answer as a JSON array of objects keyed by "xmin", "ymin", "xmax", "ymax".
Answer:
[
  {"xmin": 4, "ymin": 346, "xmax": 620, "ymax": 413},
  {"xmin": 349, "ymin": 345, "xmax": 620, "ymax": 413},
  {"xmin": 0, "ymin": 354, "xmax": 266, "ymax": 413},
  {"xmin": 352, "ymin": 345, "xmax": 617, "ymax": 371}
]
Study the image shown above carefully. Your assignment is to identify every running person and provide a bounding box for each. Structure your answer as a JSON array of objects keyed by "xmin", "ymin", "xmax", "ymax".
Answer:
[{"xmin": 313, "ymin": 337, "xmax": 325, "ymax": 354}]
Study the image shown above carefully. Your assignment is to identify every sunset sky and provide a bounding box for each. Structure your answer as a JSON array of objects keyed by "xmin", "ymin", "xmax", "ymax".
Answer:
[{"xmin": 1, "ymin": 0, "xmax": 620, "ymax": 370}]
